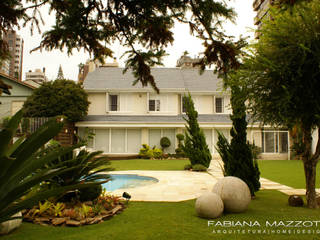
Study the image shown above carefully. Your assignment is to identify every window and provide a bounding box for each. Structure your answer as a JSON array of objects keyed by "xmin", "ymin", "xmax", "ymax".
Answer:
[
  {"xmin": 109, "ymin": 95, "xmax": 118, "ymax": 111},
  {"xmin": 261, "ymin": 131, "xmax": 288, "ymax": 153},
  {"xmin": 215, "ymin": 97, "xmax": 224, "ymax": 113},
  {"xmin": 149, "ymin": 99, "xmax": 160, "ymax": 111}
]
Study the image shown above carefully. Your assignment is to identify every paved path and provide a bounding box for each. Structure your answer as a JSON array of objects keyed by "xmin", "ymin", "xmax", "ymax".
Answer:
[
  {"xmin": 108, "ymin": 160, "xmax": 319, "ymax": 202},
  {"xmin": 208, "ymin": 160, "xmax": 320, "ymax": 196}
]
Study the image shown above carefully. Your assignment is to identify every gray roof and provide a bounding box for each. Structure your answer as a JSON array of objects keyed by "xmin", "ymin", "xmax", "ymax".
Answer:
[
  {"xmin": 80, "ymin": 114, "xmax": 231, "ymax": 123},
  {"xmin": 84, "ymin": 67, "xmax": 222, "ymax": 92}
]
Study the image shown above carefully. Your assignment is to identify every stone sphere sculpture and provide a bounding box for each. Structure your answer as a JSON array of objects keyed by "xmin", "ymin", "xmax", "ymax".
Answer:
[
  {"xmin": 195, "ymin": 192, "xmax": 224, "ymax": 219},
  {"xmin": 212, "ymin": 176, "xmax": 251, "ymax": 213},
  {"xmin": 288, "ymin": 195, "xmax": 304, "ymax": 207},
  {"xmin": 0, "ymin": 212, "xmax": 22, "ymax": 235}
]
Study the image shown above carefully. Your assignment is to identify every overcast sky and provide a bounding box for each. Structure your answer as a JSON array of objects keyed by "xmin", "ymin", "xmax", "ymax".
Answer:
[{"xmin": 17, "ymin": 1, "xmax": 255, "ymax": 81}]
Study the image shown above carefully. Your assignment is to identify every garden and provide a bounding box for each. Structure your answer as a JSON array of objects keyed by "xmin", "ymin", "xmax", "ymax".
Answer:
[{"xmin": 1, "ymin": 159, "xmax": 320, "ymax": 240}]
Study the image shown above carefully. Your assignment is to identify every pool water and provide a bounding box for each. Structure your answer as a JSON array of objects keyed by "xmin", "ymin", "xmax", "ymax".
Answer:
[{"xmin": 102, "ymin": 174, "xmax": 158, "ymax": 191}]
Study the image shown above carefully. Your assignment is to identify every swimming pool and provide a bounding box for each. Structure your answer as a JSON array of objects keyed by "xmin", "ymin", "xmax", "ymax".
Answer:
[{"xmin": 102, "ymin": 174, "xmax": 158, "ymax": 191}]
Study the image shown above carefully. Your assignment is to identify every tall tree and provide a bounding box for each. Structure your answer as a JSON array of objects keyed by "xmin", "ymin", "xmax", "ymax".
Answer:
[
  {"xmin": 0, "ymin": 0, "xmax": 244, "ymax": 93},
  {"xmin": 57, "ymin": 65, "xmax": 64, "ymax": 80},
  {"xmin": 216, "ymin": 74, "xmax": 260, "ymax": 196},
  {"xmin": 182, "ymin": 94, "xmax": 212, "ymax": 168},
  {"xmin": 242, "ymin": 0, "xmax": 320, "ymax": 208},
  {"xmin": 23, "ymin": 79, "xmax": 89, "ymax": 122}
]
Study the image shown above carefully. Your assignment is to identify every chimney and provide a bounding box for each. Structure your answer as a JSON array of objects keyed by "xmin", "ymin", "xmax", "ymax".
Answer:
[{"xmin": 43, "ymin": 67, "xmax": 46, "ymax": 73}]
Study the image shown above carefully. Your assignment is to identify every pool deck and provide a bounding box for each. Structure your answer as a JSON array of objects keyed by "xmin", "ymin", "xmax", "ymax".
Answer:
[
  {"xmin": 108, "ymin": 160, "xmax": 318, "ymax": 202},
  {"xmin": 109, "ymin": 170, "xmax": 221, "ymax": 202}
]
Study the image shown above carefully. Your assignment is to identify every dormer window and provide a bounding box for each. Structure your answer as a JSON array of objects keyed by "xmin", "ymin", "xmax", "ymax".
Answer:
[
  {"xmin": 215, "ymin": 97, "xmax": 224, "ymax": 113},
  {"xmin": 149, "ymin": 99, "xmax": 160, "ymax": 112},
  {"xmin": 109, "ymin": 94, "xmax": 119, "ymax": 111}
]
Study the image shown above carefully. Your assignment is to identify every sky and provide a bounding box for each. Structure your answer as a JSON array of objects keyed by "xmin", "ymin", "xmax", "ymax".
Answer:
[{"xmin": 17, "ymin": 1, "xmax": 256, "ymax": 81}]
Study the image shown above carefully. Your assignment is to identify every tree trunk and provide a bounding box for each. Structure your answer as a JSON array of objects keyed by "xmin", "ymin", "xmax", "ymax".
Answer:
[{"xmin": 301, "ymin": 125, "xmax": 318, "ymax": 208}]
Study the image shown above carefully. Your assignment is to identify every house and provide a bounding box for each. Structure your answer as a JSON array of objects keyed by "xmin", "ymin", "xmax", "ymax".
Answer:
[
  {"xmin": 0, "ymin": 72, "xmax": 35, "ymax": 122},
  {"xmin": 76, "ymin": 61, "xmax": 290, "ymax": 160}
]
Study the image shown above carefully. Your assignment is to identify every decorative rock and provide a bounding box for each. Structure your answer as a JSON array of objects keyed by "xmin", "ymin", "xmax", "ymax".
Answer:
[
  {"xmin": 212, "ymin": 176, "xmax": 251, "ymax": 213},
  {"xmin": 0, "ymin": 212, "xmax": 22, "ymax": 235},
  {"xmin": 52, "ymin": 218, "xmax": 67, "ymax": 226},
  {"xmin": 35, "ymin": 217, "xmax": 50, "ymax": 223},
  {"xmin": 288, "ymin": 195, "xmax": 304, "ymax": 207},
  {"xmin": 66, "ymin": 220, "xmax": 81, "ymax": 226},
  {"xmin": 111, "ymin": 205, "xmax": 123, "ymax": 215},
  {"xmin": 195, "ymin": 192, "xmax": 224, "ymax": 219}
]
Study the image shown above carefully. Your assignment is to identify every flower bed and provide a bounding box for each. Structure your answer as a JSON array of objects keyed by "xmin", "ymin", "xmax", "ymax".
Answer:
[{"xmin": 22, "ymin": 194, "xmax": 126, "ymax": 227}]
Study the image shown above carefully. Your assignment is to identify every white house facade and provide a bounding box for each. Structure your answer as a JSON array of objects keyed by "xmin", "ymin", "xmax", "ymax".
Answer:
[{"xmin": 76, "ymin": 66, "xmax": 290, "ymax": 160}]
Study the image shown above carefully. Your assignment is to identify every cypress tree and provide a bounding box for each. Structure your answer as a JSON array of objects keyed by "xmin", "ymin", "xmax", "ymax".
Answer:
[
  {"xmin": 216, "ymin": 85, "xmax": 260, "ymax": 196},
  {"xmin": 182, "ymin": 94, "xmax": 212, "ymax": 168}
]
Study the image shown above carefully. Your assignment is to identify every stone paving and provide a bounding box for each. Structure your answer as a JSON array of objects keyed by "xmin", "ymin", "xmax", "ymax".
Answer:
[
  {"xmin": 110, "ymin": 170, "xmax": 218, "ymax": 202},
  {"xmin": 108, "ymin": 160, "xmax": 318, "ymax": 202}
]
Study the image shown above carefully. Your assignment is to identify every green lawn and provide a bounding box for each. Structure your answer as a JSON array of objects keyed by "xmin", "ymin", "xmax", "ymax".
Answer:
[
  {"xmin": 258, "ymin": 160, "xmax": 320, "ymax": 189},
  {"xmin": 109, "ymin": 159, "xmax": 189, "ymax": 171},
  {"xmin": 1, "ymin": 190, "xmax": 320, "ymax": 240},
  {"xmin": 109, "ymin": 159, "xmax": 319, "ymax": 189}
]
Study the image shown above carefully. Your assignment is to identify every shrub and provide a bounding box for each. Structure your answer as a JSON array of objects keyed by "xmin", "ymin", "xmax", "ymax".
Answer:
[
  {"xmin": 139, "ymin": 144, "xmax": 153, "ymax": 159},
  {"xmin": 79, "ymin": 185, "xmax": 103, "ymax": 202},
  {"xmin": 176, "ymin": 134, "xmax": 184, "ymax": 142},
  {"xmin": 184, "ymin": 164, "xmax": 192, "ymax": 170},
  {"xmin": 160, "ymin": 137, "xmax": 171, "ymax": 152},
  {"xmin": 153, "ymin": 148, "xmax": 163, "ymax": 159},
  {"xmin": 192, "ymin": 164, "xmax": 207, "ymax": 172},
  {"xmin": 182, "ymin": 94, "xmax": 212, "ymax": 168},
  {"xmin": 0, "ymin": 110, "xmax": 105, "ymax": 224},
  {"xmin": 139, "ymin": 144, "xmax": 162, "ymax": 159},
  {"xmin": 175, "ymin": 133, "xmax": 186, "ymax": 157}
]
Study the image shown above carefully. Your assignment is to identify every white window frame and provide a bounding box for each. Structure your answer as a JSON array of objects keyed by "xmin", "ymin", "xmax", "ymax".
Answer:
[
  {"xmin": 214, "ymin": 97, "xmax": 224, "ymax": 113},
  {"xmin": 261, "ymin": 130, "xmax": 289, "ymax": 154},
  {"xmin": 148, "ymin": 94, "xmax": 161, "ymax": 112},
  {"xmin": 106, "ymin": 92, "xmax": 119, "ymax": 112}
]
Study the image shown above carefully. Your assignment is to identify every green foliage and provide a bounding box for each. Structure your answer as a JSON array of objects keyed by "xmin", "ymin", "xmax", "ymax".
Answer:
[
  {"xmin": 139, "ymin": 144, "xmax": 162, "ymax": 159},
  {"xmin": 0, "ymin": 110, "xmax": 104, "ymax": 224},
  {"xmin": 1, "ymin": 116, "xmax": 11, "ymax": 128},
  {"xmin": 32, "ymin": 201, "xmax": 52, "ymax": 217},
  {"xmin": 23, "ymin": 79, "xmax": 89, "ymax": 122},
  {"xmin": 176, "ymin": 134, "xmax": 184, "ymax": 142},
  {"xmin": 79, "ymin": 185, "xmax": 103, "ymax": 202},
  {"xmin": 139, "ymin": 144, "xmax": 153, "ymax": 159},
  {"xmin": 182, "ymin": 94, "xmax": 212, "ymax": 168},
  {"xmin": 45, "ymin": 148, "xmax": 112, "ymax": 197},
  {"xmin": 191, "ymin": 164, "xmax": 207, "ymax": 172},
  {"xmin": 78, "ymin": 204, "xmax": 92, "ymax": 219},
  {"xmin": 184, "ymin": 164, "xmax": 192, "ymax": 170},
  {"xmin": 215, "ymin": 83, "xmax": 260, "ymax": 196},
  {"xmin": 152, "ymin": 148, "xmax": 163, "ymax": 159},
  {"xmin": 50, "ymin": 202, "xmax": 65, "ymax": 217},
  {"xmin": 160, "ymin": 137, "xmax": 171, "ymax": 151},
  {"xmin": 0, "ymin": 0, "xmax": 244, "ymax": 93},
  {"xmin": 175, "ymin": 134, "xmax": 186, "ymax": 157},
  {"xmin": 240, "ymin": 0, "xmax": 320, "ymax": 206}
]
